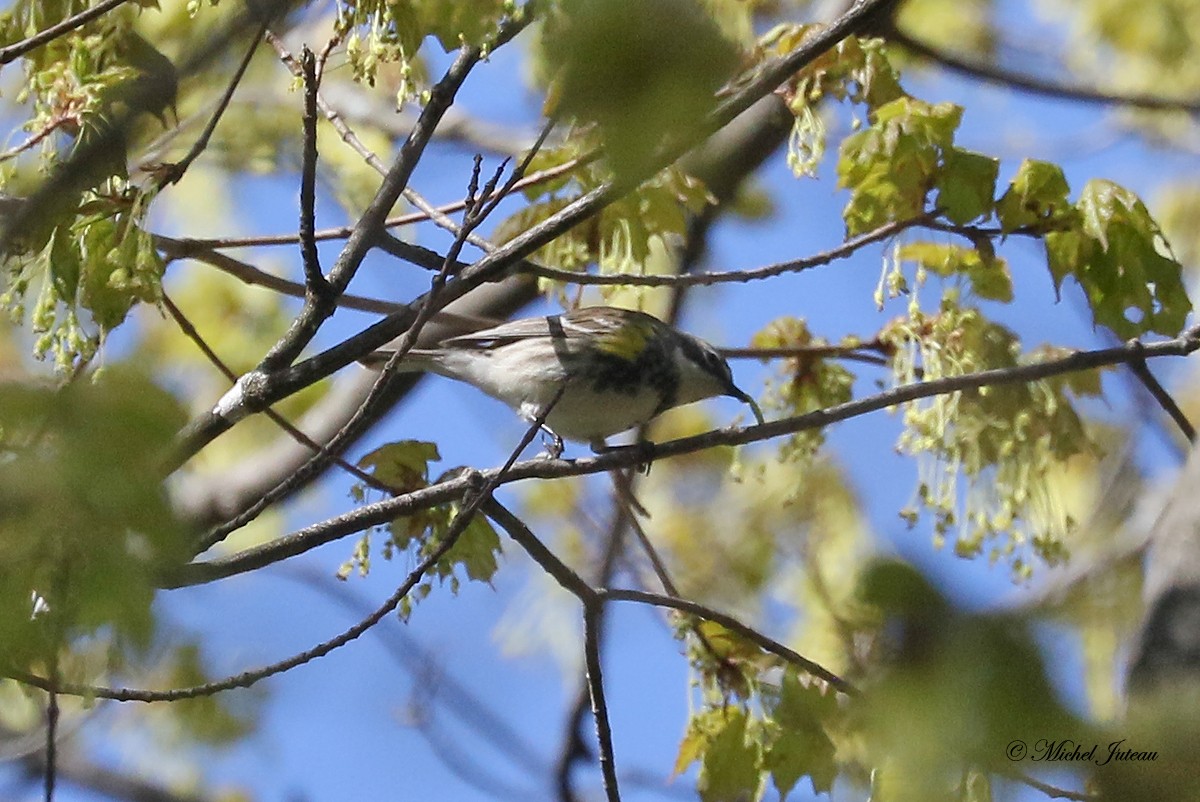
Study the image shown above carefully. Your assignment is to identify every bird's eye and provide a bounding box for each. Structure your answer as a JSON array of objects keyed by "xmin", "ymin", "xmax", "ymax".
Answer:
[{"xmin": 707, "ymin": 348, "xmax": 729, "ymax": 379}]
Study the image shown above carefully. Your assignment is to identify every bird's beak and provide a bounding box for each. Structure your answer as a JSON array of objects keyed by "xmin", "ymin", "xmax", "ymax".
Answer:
[{"xmin": 726, "ymin": 384, "xmax": 765, "ymax": 426}]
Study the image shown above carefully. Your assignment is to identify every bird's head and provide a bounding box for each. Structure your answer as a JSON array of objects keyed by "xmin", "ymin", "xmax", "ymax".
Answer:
[{"xmin": 675, "ymin": 333, "xmax": 765, "ymax": 426}]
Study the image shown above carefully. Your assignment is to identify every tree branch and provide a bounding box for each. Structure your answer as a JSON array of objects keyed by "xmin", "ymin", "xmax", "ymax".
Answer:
[
  {"xmin": 298, "ymin": 46, "xmax": 327, "ymax": 296},
  {"xmin": 520, "ymin": 215, "xmax": 926, "ymax": 287},
  {"xmin": 157, "ymin": 236, "xmax": 405, "ymax": 314},
  {"xmin": 163, "ymin": 326, "xmax": 1200, "ymax": 588},
  {"xmin": 887, "ymin": 27, "xmax": 1200, "ymax": 114},
  {"xmin": 1126, "ymin": 343, "xmax": 1195, "ymax": 442},
  {"xmin": 601, "ymin": 588, "xmax": 858, "ymax": 696},
  {"xmin": 583, "ymin": 602, "xmax": 621, "ymax": 802},
  {"xmin": 155, "ymin": 20, "xmax": 267, "ymax": 187},
  {"xmin": 0, "ymin": 0, "xmax": 135, "ymax": 64},
  {"xmin": 484, "ymin": 499, "xmax": 597, "ymax": 602}
]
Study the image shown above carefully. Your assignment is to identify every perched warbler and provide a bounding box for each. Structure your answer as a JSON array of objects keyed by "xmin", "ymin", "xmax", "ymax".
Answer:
[{"xmin": 362, "ymin": 306, "xmax": 765, "ymax": 454}]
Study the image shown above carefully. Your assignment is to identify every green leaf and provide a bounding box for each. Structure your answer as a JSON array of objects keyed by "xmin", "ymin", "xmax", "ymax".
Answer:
[
  {"xmin": 357, "ymin": 440, "xmax": 441, "ymax": 492},
  {"xmin": 838, "ymin": 98, "xmax": 964, "ymax": 234},
  {"xmin": 0, "ymin": 369, "xmax": 187, "ymax": 668},
  {"xmin": 995, "ymin": 159, "xmax": 1072, "ymax": 233},
  {"xmin": 766, "ymin": 670, "xmax": 839, "ymax": 798},
  {"xmin": 1063, "ymin": 180, "xmax": 1191, "ymax": 337},
  {"xmin": 1044, "ymin": 228, "xmax": 1091, "ymax": 293},
  {"xmin": 441, "ymin": 512, "xmax": 502, "ymax": 584},
  {"xmin": 935, "ymin": 147, "xmax": 998, "ymax": 224},
  {"xmin": 46, "ymin": 227, "xmax": 81, "ymax": 303},
  {"xmin": 419, "ymin": 0, "xmax": 508, "ymax": 50},
  {"xmin": 698, "ymin": 708, "xmax": 761, "ymax": 802},
  {"xmin": 694, "ymin": 620, "xmax": 768, "ymax": 664}
]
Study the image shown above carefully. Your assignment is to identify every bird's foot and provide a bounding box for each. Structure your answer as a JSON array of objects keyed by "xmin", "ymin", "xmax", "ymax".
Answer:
[{"xmin": 538, "ymin": 426, "xmax": 566, "ymax": 460}]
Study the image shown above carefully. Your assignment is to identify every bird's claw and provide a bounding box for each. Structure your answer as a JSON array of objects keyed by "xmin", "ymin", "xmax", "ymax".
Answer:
[{"xmin": 539, "ymin": 427, "xmax": 565, "ymax": 459}]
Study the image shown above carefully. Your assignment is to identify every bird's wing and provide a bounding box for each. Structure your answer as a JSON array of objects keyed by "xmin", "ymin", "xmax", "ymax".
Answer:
[
  {"xmin": 439, "ymin": 315, "xmax": 560, "ymax": 349},
  {"xmin": 438, "ymin": 308, "xmax": 634, "ymax": 349}
]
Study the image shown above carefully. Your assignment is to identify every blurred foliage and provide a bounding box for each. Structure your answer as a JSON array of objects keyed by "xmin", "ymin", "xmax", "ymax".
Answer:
[
  {"xmin": 851, "ymin": 562, "xmax": 1081, "ymax": 802},
  {"xmin": 541, "ymin": 0, "xmax": 741, "ymax": 179},
  {"xmin": 0, "ymin": 369, "xmax": 186, "ymax": 671}
]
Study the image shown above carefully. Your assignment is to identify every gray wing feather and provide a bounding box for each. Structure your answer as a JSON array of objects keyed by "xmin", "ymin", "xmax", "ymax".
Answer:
[{"xmin": 438, "ymin": 308, "xmax": 630, "ymax": 349}]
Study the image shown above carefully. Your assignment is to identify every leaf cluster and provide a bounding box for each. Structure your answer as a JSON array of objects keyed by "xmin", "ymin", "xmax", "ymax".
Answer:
[{"xmin": 345, "ymin": 441, "xmax": 502, "ymax": 617}]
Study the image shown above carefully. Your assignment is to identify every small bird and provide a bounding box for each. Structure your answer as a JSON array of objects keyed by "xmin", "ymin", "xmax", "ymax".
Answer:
[{"xmin": 362, "ymin": 306, "xmax": 765, "ymax": 455}]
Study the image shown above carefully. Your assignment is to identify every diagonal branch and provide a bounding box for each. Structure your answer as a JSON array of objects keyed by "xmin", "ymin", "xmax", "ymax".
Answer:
[
  {"xmin": 601, "ymin": 589, "xmax": 858, "ymax": 695},
  {"xmin": 1126, "ymin": 344, "xmax": 1195, "ymax": 442},
  {"xmin": 155, "ymin": 20, "xmax": 268, "ymax": 187},
  {"xmin": 0, "ymin": 0, "xmax": 135, "ymax": 64},
  {"xmin": 887, "ymin": 26, "xmax": 1200, "ymax": 114},
  {"xmin": 297, "ymin": 46, "xmax": 327, "ymax": 296},
  {"xmin": 162, "ymin": 325, "xmax": 1200, "ymax": 588},
  {"xmin": 484, "ymin": 500, "xmax": 596, "ymax": 601},
  {"xmin": 161, "ymin": 293, "xmax": 384, "ymax": 490}
]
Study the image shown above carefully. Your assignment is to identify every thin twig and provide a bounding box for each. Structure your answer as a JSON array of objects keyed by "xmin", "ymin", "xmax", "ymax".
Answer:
[
  {"xmin": 164, "ymin": 153, "xmax": 593, "ymax": 251},
  {"xmin": 279, "ymin": 563, "xmax": 547, "ymax": 778},
  {"xmin": 522, "ymin": 215, "xmax": 926, "ymax": 287},
  {"xmin": 160, "ymin": 293, "xmax": 386, "ymax": 491},
  {"xmin": 388, "ymin": 115, "xmax": 557, "ymax": 262},
  {"xmin": 43, "ymin": 687, "xmax": 57, "ymax": 802},
  {"xmin": 613, "ymin": 477, "xmax": 677, "ymax": 594},
  {"xmin": 157, "ymin": 20, "xmax": 269, "ymax": 186},
  {"xmin": 1127, "ymin": 343, "xmax": 1195, "ymax": 442},
  {"xmin": 484, "ymin": 499, "xmax": 596, "ymax": 601},
  {"xmin": 0, "ymin": 117, "xmax": 72, "ymax": 164},
  {"xmin": 10, "ymin": 536, "xmax": 459, "ymax": 702},
  {"xmin": 722, "ymin": 343, "xmax": 891, "ymax": 366},
  {"xmin": 0, "ymin": 0, "xmax": 134, "ymax": 64},
  {"xmin": 583, "ymin": 602, "xmax": 621, "ymax": 802},
  {"xmin": 601, "ymin": 588, "xmax": 858, "ymax": 695},
  {"xmin": 298, "ymin": 46, "xmax": 327, "ymax": 295},
  {"xmin": 156, "ymin": 236, "xmax": 405, "ymax": 313}
]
